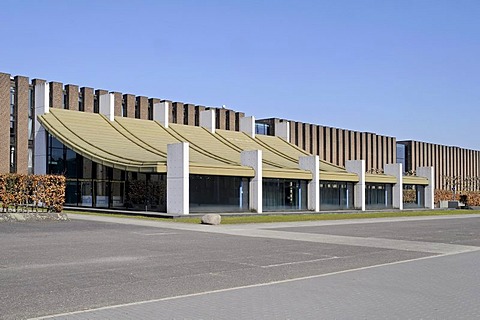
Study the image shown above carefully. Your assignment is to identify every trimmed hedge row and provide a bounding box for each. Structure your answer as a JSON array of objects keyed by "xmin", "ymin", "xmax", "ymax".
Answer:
[
  {"xmin": 0, "ymin": 174, "xmax": 66, "ymax": 213},
  {"xmin": 435, "ymin": 189, "xmax": 480, "ymax": 206}
]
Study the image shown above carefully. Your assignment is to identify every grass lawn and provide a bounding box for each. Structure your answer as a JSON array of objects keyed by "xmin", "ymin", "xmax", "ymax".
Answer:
[{"xmin": 65, "ymin": 209, "xmax": 480, "ymax": 225}]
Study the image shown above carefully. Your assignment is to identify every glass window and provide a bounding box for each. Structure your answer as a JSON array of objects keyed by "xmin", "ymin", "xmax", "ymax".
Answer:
[
  {"xmin": 10, "ymin": 87, "xmax": 15, "ymax": 135},
  {"xmin": 366, "ymin": 183, "xmax": 393, "ymax": 209},
  {"xmin": 94, "ymin": 96, "xmax": 99, "ymax": 113},
  {"xmin": 28, "ymin": 87, "xmax": 34, "ymax": 118},
  {"xmin": 320, "ymin": 181, "xmax": 354, "ymax": 210},
  {"xmin": 28, "ymin": 118, "xmax": 33, "ymax": 140},
  {"xmin": 63, "ymin": 92, "xmax": 67, "ymax": 109},
  {"xmin": 135, "ymin": 100, "xmax": 140, "ymax": 118},
  {"xmin": 263, "ymin": 178, "xmax": 307, "ymax": 211},
  {"xmin": 10, "ymin": 86, "xmax": 15, "ymax": 105},
  {"xmin": 396, "ymin": 143, "xmax": 406, "ymax": 172},
  {"xmin": 122, "ymin": 99, "xmax": 127, "ymax": 117},
  {"xmin": 78, "ymin": 94, "xmax": 84, "ymax": 112},
  {"xmin": 255, "ymin": 123, "xmax": 270, "ymax": 135},
  {"xmin": 10, "ymin": 146, "xmax": 15, "ymax": 173},
  {"xmin": 80, "ymin": 180, "xmax": 93, "ymax": 207},
  {"xmin": 65, "ymin": 181, "xmax": 79, "ymax": 205},
  {"xmin": 27, "ymin": 148, "xmax": 33, "ymax": 175},
  {"xmin": 183, "ymin": 106, "xmax": 188, "ymax": 125},
  {"xmin": 403, "ymin": 184, "xmax": 425, "ymax": 208},
  {"xmin": 190, "ymin": 175, "xmax": 249, "ymax": 212},
  {"xmin": 65, "ymin": 149, "xmax": 77, "ymax": 178}
]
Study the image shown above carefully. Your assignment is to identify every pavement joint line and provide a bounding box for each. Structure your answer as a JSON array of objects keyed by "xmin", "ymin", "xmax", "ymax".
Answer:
[
  {"xmin": 31, "ymin": 250, "xmax": 475, "ymax": 320},
  {"xmin": 70, "ymin": 213, "xmax": 480, "ymax": 231},
  {"xmin": 71, "ymin": 214, "xmax": 480, "ymax": 255},
  {"xmin": 131, "ymin": 231, "xmax": 178, "ymax": 236},
  {"xmin": 217, "ymin": 229, "xmax": 480, "ymax": 254},
  {"xmin": 259, "ymin": 256, "xmax": 340, "ymax": 268}
]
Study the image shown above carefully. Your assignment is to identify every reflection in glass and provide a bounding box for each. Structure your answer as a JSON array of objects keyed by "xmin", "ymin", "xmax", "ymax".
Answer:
[
  {"xmin": 190, "ymin": 175, "xmax": 248, "ymax": 212},
  {"xmin": 263, "ymin": 178, "xmax": 307, "ymax": 211},
  {"xmin": 320, "ymin": 181, "xmax": 354, "ymax": 210},
  {"xmin": 366, "ymin": 183, "xmax": 393, "ymax": 209}
]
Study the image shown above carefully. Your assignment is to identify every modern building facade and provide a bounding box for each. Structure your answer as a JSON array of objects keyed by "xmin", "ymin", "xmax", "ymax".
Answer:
[
  {"xmin": 1, "ymin": 72, "xmax": 245, "ymax": 176},
  {"xmin": 397, "ymin": 140, "xmax": 480, "ymax": 191},
  {"xmin": 256, "ymin": 118, "xmax": 397, "ymax": 172},
  {"xmin": 7, "ymin": 70, "xmax": 478, "ymax": 214}
]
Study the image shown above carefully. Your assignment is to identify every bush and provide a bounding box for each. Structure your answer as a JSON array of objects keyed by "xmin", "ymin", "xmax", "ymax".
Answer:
[
  {"xmin": 435, "ymin": 189, "xmax": 480, "ymax": 206},
  {"xmin": 0, "ymin": 174, "xmax": 65, "ymax": 213}
]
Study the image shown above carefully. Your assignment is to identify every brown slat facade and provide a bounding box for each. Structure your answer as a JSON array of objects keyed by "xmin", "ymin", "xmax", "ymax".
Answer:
[
  {"xmin": 398, "ymin": 140, "xmax": 480, "ymax": 190},
  {"xmin": 257, "ymin": 118, "xmax": 397, "ymax": 171},
  {"xmin": 15, "ymin": 76, "xmax": 29, "ymax": 174},
  {"xmin": 1, "ymin": 72, "xmax": 246, "ymax": 175},
  {"xmin": 2, "ymin": 71, "xmax": 479, "ymax": 193},
  {"xmin": 0, "ymin": 73, "xmax": 11, "ymax": 173}
]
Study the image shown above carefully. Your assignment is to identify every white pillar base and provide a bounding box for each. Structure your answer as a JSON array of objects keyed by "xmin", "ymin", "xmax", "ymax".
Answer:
[
  {"xmin": 167, "ymin": 142, "xmax": 189, "ymax": 215},
  {"xmin": 153, "ymin": 101, "xmax": 169, "ymax": 127},
  {"xmin": 346, "ymin": 160, "xmax": 366, "ymax": 211},
  {"xmin": 241, "ymin": 150, "xmax": 262, "ymax": 213},
  {"xmin": 384, "ymin": 163, "xmax": 403, "ymax": 210},
  {"xmin": 417, "ymin": 167, "xmax": 435, "ymax": 209},
  {"xmin": 99, "ymin": 93, "xmax": 115, "ymax": 121},
  {"xmin": 200, "ymin": 109, "xmax": 215, "ymax": 133},
  {"xmin": 299, "ymin": 155, "xmax": 319, "ymax": 211},
  {"xmin": 240, "ymin": 116, "xmax": 255, "ymax": 138},
  {"xmin": 34, "ymin": 81, "xmax": 50, "ymax": 175},
  {"xmin": 275, "ymin": 121, "xmax": 290, "ymax": 141}
]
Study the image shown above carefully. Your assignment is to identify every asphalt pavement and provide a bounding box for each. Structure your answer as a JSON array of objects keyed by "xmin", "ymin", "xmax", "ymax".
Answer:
[{"xmin": 0, "ymin": 213, "xmax": 479, "ymax": 319}]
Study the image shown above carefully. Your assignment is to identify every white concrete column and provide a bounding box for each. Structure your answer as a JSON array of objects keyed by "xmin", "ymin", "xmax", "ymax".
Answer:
[
  {"xmin": 200, "ymin": 109, "xmax": 215, "ymax": 133},
  {"xmin": 241, "ymin": 150, "xmax": 262, "ymax": 213},
  {"xmin": 240, "ymin": 116, "xmax": 255, "ymax": 138},
  {"xmin": 384, "ymin": 163, "xmax": 403, "ymax": 210},
  {"xmin": 299, "ymin": 155, "xmax": 320, "ymax": 211},
  {"xmin": 417, "ymin": 166, "xmax": 435, "ymax": 209},
  {"xmin": 153, "ymin": 101, "xmax": 169, "ymax": 127},
  {"xmin": 346, "ymin": 160, "xmax": 365, "ymax": 211},
  {"xmin": 275, "ymin": 121, "xmax": 290, "ymax": 141},
  {"xmin": 167, "ymin": 142, "xmax": 189, "ymax": 215},
  {"xmin": 99, "ymin": 93, "xmax": 115, "ymax": 121},
  {"xmin": 34, "ymin": 81, "xmax": 50, "ymax": 175}
]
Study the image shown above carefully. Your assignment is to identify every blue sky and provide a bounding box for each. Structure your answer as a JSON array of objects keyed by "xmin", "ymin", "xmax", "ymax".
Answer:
[{"xmin": 1, "ymin": 0, "xmax": 479, "ymax": 149}]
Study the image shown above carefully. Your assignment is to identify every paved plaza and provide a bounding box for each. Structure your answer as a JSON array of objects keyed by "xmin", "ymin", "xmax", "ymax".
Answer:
[{"xmin": 0, "ymin": 214, "xmax": 479, "ymax": 319}]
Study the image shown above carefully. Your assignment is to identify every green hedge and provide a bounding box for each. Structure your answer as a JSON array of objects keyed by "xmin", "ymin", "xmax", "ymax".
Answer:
[{"xmin": 0, "ymin": 174, "xmax": 66, "ymax": 213}]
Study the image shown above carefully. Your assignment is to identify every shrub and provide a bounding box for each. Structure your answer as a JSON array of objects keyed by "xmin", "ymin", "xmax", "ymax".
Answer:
[
  {"xmin": 0, "ymin": 174, "xmax": 65, "ymax": 213},
  {"xmin": 435, "ymin": 189, "xmax": 480, "ymax": 206}
]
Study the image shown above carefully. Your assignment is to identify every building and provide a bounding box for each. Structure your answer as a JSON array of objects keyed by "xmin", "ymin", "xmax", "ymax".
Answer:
[
  {"xmin": 256, "ymin": 119, "xmax": 480, "ymax": 193},
  {"xmin": 256, "ymin": 118, "xmax": 397, "ymax": 171},
  {"xmin": 0, "ymin": 71, "xmax": 447, "ymax": 214},
  {"xmin": 0, "ymin": 72, "xmax": 246, "ymax": 175},
  {"xmin": 397, "ymin": 140, "xmax": 480, "ymax": 191}
]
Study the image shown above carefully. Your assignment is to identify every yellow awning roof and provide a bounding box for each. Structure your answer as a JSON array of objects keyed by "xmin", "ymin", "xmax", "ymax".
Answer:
[
  {"xmin": 403, "ymin": 175, "xmax": 429, "ymax": 185},
  {"xmin": 365, "ymin": 173, "xmax": 397, "ymax": 184},
  {"xmin": 37, "ymin": 109, "xmax": 370, "ymax": 183}
]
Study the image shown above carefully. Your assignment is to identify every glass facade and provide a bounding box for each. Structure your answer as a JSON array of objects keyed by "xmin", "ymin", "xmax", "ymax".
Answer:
[
  {"xmin": 403, "ymin": 184, "xmax": 425, "ymax": 208},
  {"xmin": 47, "ymin": 135, "xmax": 254, "ymax": 213},
  {"xmin": 135, "ymin": 100, "xmax": 140, "ymax": 118},
  {"xmin": 93, "ymin": 96, "xmax": 99, "ymax": 113},
  {"xmin": 255, "ymin": 122, "xmax": 271, "ymax": 135},
  {"xmin": 396, "ymin": 143, "xmax": 406, "ymax": 172},
  {"xmin": 263, "ymin": 178, "xmax": 307, "ymax": 211},
  {"xmin": 320, "ymin": 181, "xmax": 354, "ymax": 210},
  {"xmin": 28, "ymin": 87, "xmax": 34, "ymax": 174},
  {"xmin": 10, "ymin": 85, "xmax": 16, "ymax": 173},
  {"xmin": 78, "ymin": 94, "xmax": 84, "ymax": 112},
  {"xmin": 47, "ymin": 135, "xmax": 167, "ymax": 211},
  {"xmin": 366, "ymin": 183, "xmax": 393, "ymax": 209},
  {"xmin": 122, "ymin": 99, "xmax": 127, "ymax": 117},
  {"xmin": 190, "ymin": 175, "xmax": 249, "ymax": 212}
]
